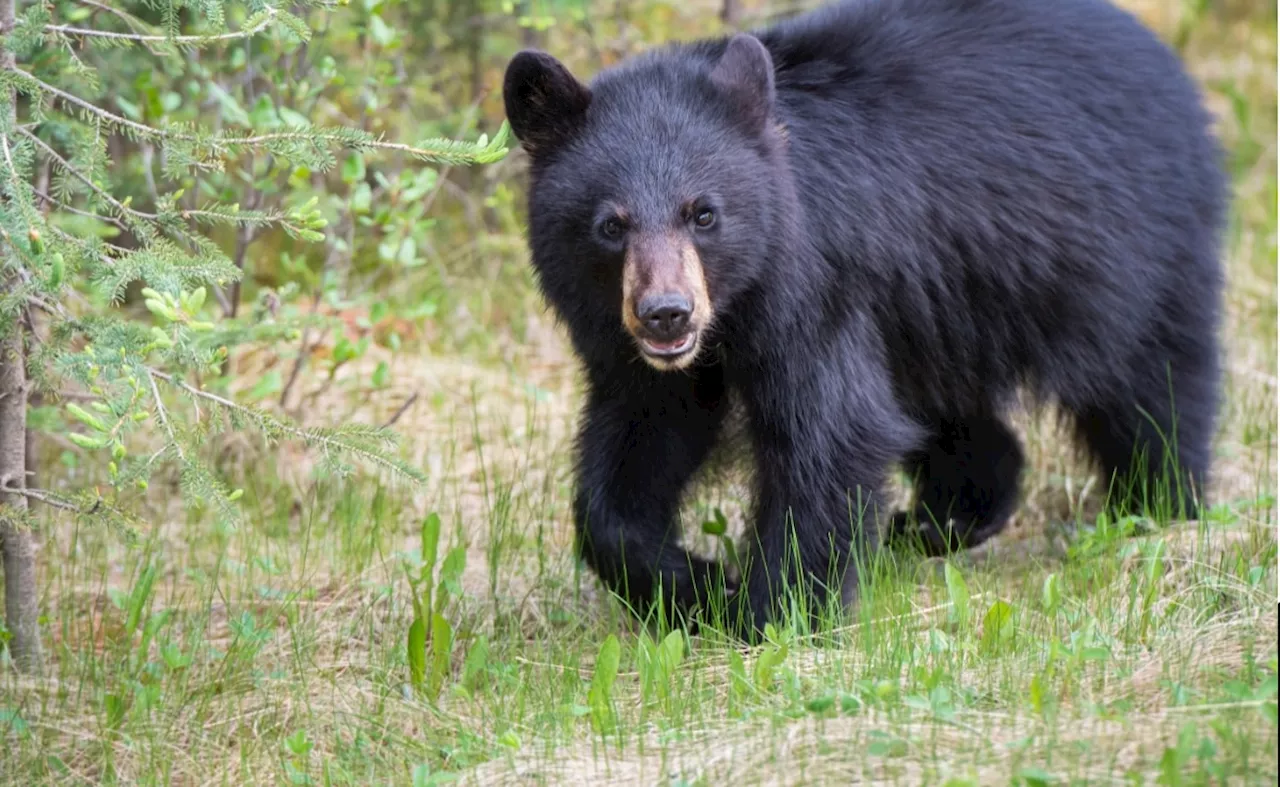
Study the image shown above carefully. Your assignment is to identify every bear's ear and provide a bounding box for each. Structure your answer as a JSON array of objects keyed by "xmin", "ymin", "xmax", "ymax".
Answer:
[
  {"xmin": 709, "ymin": 33, "xmax": 776, "ymax": 134},
  {"xmin": 503, "ymin": 50, "xmax": 592, "ymax": 157}
]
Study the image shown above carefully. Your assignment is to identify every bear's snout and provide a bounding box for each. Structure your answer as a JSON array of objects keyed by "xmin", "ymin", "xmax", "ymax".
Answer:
[
  {"xmin": 620, "ymin": 232, "xmax": 713, "ymax": 371},
  {"xmin": 637, "ymin": 293, "xmax": 692, "ymax": 342}
]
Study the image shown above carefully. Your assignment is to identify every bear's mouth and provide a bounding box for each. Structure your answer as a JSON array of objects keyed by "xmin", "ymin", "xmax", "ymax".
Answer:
[{"xmin": 638, "ymin": 332, "xmax": 697, "ymax": 361}]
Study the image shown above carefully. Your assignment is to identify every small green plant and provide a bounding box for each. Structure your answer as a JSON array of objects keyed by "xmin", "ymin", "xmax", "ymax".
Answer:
[
  {"xmin": 979, "ymin": 599, "xmax": 1016, "ymax": 655},
  {"xmin": 460, "ymin": 636, "xmax": 491, "ymax": 695},
  {"xmin": 637, "ymin": 628, "xmax": 686, "ymax": 710},
  {"xmin": 752, "ymin": 623, "xmax": 791, "ymax": 693},
  {"xmin": 283, "ymin": 728, "xmax": 314, "ymax": 785},
  {"xmin": 405, "ymin": 512, "xmax": 467, "ymax": 701},
  {"xmin": 1042, "ymin": 572, "xmax": 1063, "ymax": 617},
  {"xmin": 412, "ymin": 762, "xmax": 460, "ymax": 787},
  {"xmin": 586, "ymin": 634, "xmax": 621, "ymax": 734},
  {"xmin": 727, "ymin": 647, "xmax": 752, "ymax": 717},
  {"xmin": 943, "ymin": 562, "xmax": 971, "ymax": 630},
  {"xmin": 700, "ymin": 506, "xmax": 742, "ymax": 573}
]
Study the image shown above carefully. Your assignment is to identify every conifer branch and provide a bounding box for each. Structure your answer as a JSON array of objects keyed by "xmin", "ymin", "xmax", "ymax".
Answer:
[
  {"xmin": 0, "ymin": 484, "xmax": 78, "ymax": 512},
  {"xmin": 32, "ymin": 186, "xmax": 126, "ymax": 229},
  {"xmin": 12, "ymin": 68, "xmax": 170, "ymax": 142},
  {"xmin": 19, "ymin": 127, "xmax": 157, "ymax": 221},
  {"xmin": 44, "ymin": 8, "xmax": 277, "ymax": 45},
  {"xmin": 16, "ymin": 67, "xmax": 512, "ymax": 170},
  {"xmin": 147, "ymin": 370, "xmax": 184, "ymax": 461},
  {"xmin": 0, "ymin": 128, "xmax": 37, "ymax": 225},
  {"xmin": 0, "ymin": 481, "xmax": 137, "ymax": 531},
  {"xmin": 24, "ymin": 294, "xmax": 66, "ymax": 319},
  {"xmin": 73, "ymin": 0, "xmax": 149, "ymax": 32},
  {"xmin": 145, "ymin": 368, "xmax": 425, "ymax": 482}
]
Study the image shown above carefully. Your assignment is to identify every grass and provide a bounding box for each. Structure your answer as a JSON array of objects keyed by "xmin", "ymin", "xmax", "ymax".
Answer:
[{"xmin": 2, "ymin": 2, "xmax": 1277, "ymax": 785}]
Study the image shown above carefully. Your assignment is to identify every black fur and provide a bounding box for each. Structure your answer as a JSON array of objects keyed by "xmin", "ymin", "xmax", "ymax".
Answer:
[{"xmin": 503, "ymin": 0, "xmax": 1226, "ymax": 638}]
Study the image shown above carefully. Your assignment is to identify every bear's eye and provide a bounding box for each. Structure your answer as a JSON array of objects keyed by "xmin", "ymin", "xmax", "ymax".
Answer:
[
  {"xmin": 693, "ymin": 208, "xmax": 716, "ymax": 229},
  {"xmin": 599, "ymin": 216, "xmax": 627, "ymax": 240}
]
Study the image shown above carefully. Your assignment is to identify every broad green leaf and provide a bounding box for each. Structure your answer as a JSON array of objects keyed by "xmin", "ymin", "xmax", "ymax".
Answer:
[
  {"xmin": 341, "ymin": 154, "xmax": 366, "ymax": 184},
  {"xmin": 437, "ymin": 546, "xmax": 467, "ymax": 608},
  {"xmin": 421, "ymin": 513, "xmax": 441, "ymax": 573},
  {"xmin": 207, "ymin": 82, "xmax": 251, "ymax": 126},
  {"xmin": 397, "ymin": 236, "xmax": 418, "ymax": 267},
  {"xmin": 429, "ymin": 613, "xmax": 453, "ymax": 700},
  {"xmin": 461, "ymin": 637, "xmax": 489, "ymax": 691},
  {"xmin": 587, "ymin": 635, "xmax": 621, "ymax": 733},
  {"xmin": 659, "ymin": 629, "xmax": 684, "ymax": 672},
  {"xmin": 728, "ymin": 648, "xmax": 750, "ymax": 708},
  {"xmin": 372, "ymin": 361, "xmax": 390, "ymax": 388},
  {"xmin": 1041, "ymin": 573, "xmax": 1061, "ymax": 615},
  {"xmin": 944, "ymin": 562, "xmax": 970, "ymax": 627},
  {"xmin": 753, "ymin": 641, "xmax": 788, "ymax": 691},
  {"xmin": 419, "ymin": 513, "xmax": 441, "ymax": 620},
  {"xmin": 407, "ymin": 615, "xmax": 426, "ymax": 688},
  {"xmin": 351, "ymin": 182, "xmax": 373, "ymax": 213},
  {"xmin": 369, "ymin": 14, "xmax": 396, "ymax": 47},
  {"xmin": 980, "ymin": 600, "xmax": 1015, "ymax": 654},
  {"xmin": 701, "ymin": 507, "xmax": 728, "ymax": 536},
  {"xmin": 806, "ymin": 693, "xmax": 835, "ymax": 714}
]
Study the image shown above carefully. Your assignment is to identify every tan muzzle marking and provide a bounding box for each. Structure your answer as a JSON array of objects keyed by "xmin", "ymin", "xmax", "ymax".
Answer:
[{"xmin": 621, "ymin": 232, "xmax": 713, "ymax": 371}]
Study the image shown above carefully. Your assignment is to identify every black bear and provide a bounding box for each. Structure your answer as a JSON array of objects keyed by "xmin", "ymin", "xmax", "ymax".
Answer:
[{"xmin": 502, "ymin": 0, "xmax": 1225, "ymax": 637}]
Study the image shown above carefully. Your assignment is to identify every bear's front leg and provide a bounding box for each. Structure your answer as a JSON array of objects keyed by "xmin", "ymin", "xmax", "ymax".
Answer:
[
  {"xmin": 729, "ymin": 449, "xmax": 886, "ymax": 639},
  {"xmin": 573, "ymin": 366, "xmax": 734, "ymax": 628},
  {"xmin": 728, "ymin": 347, "xmax": 922, "ymax": 640}
]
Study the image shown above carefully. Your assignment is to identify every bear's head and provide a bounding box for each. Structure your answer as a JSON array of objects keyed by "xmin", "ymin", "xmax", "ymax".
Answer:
[{"xmin": 503, "ymin": 34, "xmax": 791, "ymax": 372}]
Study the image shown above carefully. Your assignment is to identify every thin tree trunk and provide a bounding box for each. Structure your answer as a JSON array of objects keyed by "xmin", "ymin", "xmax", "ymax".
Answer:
[
  {"xmin": 517, "ymin": 1, "xmax": 540, "ymax": 49},
  {"xmin": 467, "ymin": 1, "xmax": 484, "ymax": 106},
  {"xmin": 721, "ymin": 0, "xmax": 742, "ymax": 27},
  {"xmin": 0, "ymin": 328, "xmax": 40, "ymax": 673},
  {"xmin": 23, "ymin": 309, "xmax": 39, "ymax": 508},
  {"xmin": 454, "ymin": 1, "xmax": 486, "ymax": 211},
  {"xmin": 0, "ymin": 0, "xmax": 42, "ymax": 673},
  {"xmin": 24, "ymin": 395, "xmax": 38, "ymax": 500}
]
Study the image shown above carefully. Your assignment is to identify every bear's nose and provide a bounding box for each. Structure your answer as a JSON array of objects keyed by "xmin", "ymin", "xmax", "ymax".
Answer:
[{"xmin": 637, "ymin": 293, "xmax": 692, "ymax": 339}]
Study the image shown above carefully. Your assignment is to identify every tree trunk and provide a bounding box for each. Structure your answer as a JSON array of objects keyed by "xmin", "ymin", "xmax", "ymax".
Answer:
[
  {"xmin": 0, "ymin": 327, "xmax": 41, "ymax": 673},
  {"xmin": 23, "ymin": 308, "xmax": 39, "ymax": 506},
  {"xmin": 466, "ymin": 0, "xmax": 485, "ymax": 107},
  {"xmin": 0, "ymin": 0, "xmax": 42, "ymax": 673},
  {"xmin": 517, "ymin": 1, "xmax": 540, "ymax": 49},
  {"xmin": 721, "ymin": 0, "xmax": 742, "ymax": 28}
]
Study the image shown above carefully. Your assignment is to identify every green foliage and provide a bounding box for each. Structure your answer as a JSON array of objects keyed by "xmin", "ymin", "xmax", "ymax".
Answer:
[
  {"xmin": 2, "ymin": 0, "xmax": 510, "ymax": 556},
  {"xmin": 943, "ymin": 561, "xmax": 971, "ymax": 629},
  {"xmin": 586, "ymin": 634, "xmax": 620, "ymax": 733},
  {"xmin": 405, "ymin": 511, "xmax": 467, "ymax": 701},
  {"xmin": 979, "ymin": 599, "xmax": 1016, "ymax": 655},
  {"xmin": 637, "ymin": 628, "xmax": 686, "ymax": 707},
  {"xmin": 751, "ymin": 624, "xmax": 790, "ymax": 693}
]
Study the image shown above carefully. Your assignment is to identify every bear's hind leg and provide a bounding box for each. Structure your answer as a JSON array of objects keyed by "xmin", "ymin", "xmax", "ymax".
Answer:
[
  {"xmin": 1068, "ymin": 349, "xmax": 1217, "ymax": 523},
  {"xmin": 887, "ymin": 415, "xmax": 1024, "ymax": 556}
]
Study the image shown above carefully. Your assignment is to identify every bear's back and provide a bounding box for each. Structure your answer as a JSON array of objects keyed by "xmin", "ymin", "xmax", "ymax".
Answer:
[{"xmin": 743, "ymin": 0, "xmax": 1225, "ymax": 414}]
